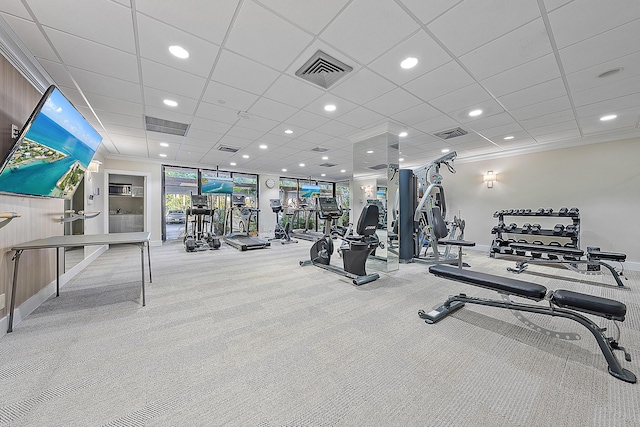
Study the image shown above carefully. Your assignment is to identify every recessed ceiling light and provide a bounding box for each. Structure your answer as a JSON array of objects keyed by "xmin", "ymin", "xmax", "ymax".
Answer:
[
  {"xmin": 400, "ymin": 57, "xmax": 418, "ymax": 69},
  {"xmin": 399, "ymin": 131, "xmax": 408, "ymax": 137},
  {"xmin": 503, "ymin": 136, "xmax": 514, "ymax": 140},
  {"xmin": 597, "ymin": 68, "xmax": 623, "ymax": 78},
  {"xmin": 242, "ymin": 154, "xmax": 249, "ymax": 159},
  {"xmin": 282, "ymin": 168, "xmax": 287, "ymax": 172},
  {"xmin": 259, "ymin": 144, "xmax": 268, "ymax": 149},
  {"xmin": 168, "ymin": 45, "xmax": 189, "ymax": 59},
  {"xmin": 230, "ymin": 162, "xmax": 236, "ymax": 166},
  {"xmin": 159, "ymin": 153, "xmax": 167, "ymax": 158},
  {"xmin": 340, "ymin": 169, "xmax": 346, "ymax": 173},
  {"xmin": 160, "ymin": 142, "xmax": 169, "ymax": 147},
  {"xmin": 163, "ymin": 99, "xmax": 178, "ymax": 107},
  {"xmin": 322, "ymin": 156, "xmax": 329, "ymax": 160},
  {"xmin": 284, "ymin": 129, "xmax": 293, "ymax": 134},
  {"xmin": 366, "ymin": 150, "xmax": 374, "ymax": 154},
  {"xmin": 441, "ymin": 148, "xmax": 450, "ymax": 153},
  {"xmin": 299, "ymin": 163, "xmax": 305, "ymax": 167},
  {"xmin": 399, "ymin": 158, "xmax": 405, "ymax": 162},
  {"xmin": 321, "ymin": 173, "xmax": 326, "ymax": 177},
  {"xmin": 600, "ymin": 114, "xmax": 617, "ymax": 121},
  {"xmin": 468, "ymin": 109, "xmax": 483, "ymax": 117},
  {"xmin": 324, "ymin": 104, "xmax": 336, "ymax": 112}
]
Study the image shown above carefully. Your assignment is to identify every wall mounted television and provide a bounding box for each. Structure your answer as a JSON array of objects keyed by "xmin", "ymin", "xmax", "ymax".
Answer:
[{"xmin": 0, "ymin": 85, "xmax": 102, "ymax": 198}]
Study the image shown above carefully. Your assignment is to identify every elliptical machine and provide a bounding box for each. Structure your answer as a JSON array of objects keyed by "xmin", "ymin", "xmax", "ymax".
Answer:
[
  {"xmin": 269, "ymin": 198, "xmax": 297, "ymax": 244},
  {"xmin": 300, "ymin": 197, "xmax": 380, "ymax": 286},
  {"xmin": 184, "ymin": 194, "xmax": 221, "ymax": 252}
]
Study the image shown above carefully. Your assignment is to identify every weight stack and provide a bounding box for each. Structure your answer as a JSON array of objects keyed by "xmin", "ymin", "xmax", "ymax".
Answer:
[{"xmin": 399, "ymin": 169, "xmax": 415, "ymax": 262}]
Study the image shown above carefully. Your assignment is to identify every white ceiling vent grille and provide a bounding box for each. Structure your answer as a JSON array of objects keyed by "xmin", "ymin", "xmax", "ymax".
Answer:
[
  {"xmin": 217, "ymin": 145, "xmax": 240, "ymax": 153},
  {"xmin": 296, "ymin": 50, "xmax": 353, "ymax": 89},
  {"xmin": 145, "ymin": 116, "xmax": 190, "ymax": 136},
  {"xmin": 433, "ymin": 127, "xmax": 468, "ymax": 140},
  {"xmin": 319, "ymin": 162, "xmax": 336, "ymax": 167},
  {"xmin": 311, "ymin": 147, "xmax": 330, "ymax": 152}
]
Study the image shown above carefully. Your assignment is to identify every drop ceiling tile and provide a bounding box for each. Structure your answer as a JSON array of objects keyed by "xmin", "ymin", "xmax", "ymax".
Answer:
[
  {"xmin": 256, "ymin": 0, "xmax": 350, "ymax": 34},
  {"xmin": 391, "ymin": 103, "xmax": 442, "ymax": 126},
  {"xmin": 574, "ymin": 93, "xmax": 640, "ymax": 118},
  {"xmin": 43, "ymin": 27, "xmax": 139, "ymax": 83},
  {"xmin": 412, "ymin": 114, "xmax": 460, "ymax": 135},
  {"xmin": 225, "ymin": 1, "xmax": 314, "ymax": 69},
  {"xmin": 293, "ymin": 131, "xmax": 335, "ymax": 145},
  {"xmin": 114, "ymin": 143, "xmax": 149, "ymax": 157},
  {"xmin": 234, "ymin": 116, "xmax": 280, "ymax": 133},
  {"xmin": 183, "ymin": 135, "xmax": 223, "ymax": 148},
  {"xmin": 304, "ymin": 94, "xmax": 358, "ymax": 118},
  {"xmin": 176, "ymin": 151, "xmax": 206, "ymax": 163},
  {"xmin": 68, "ymin": 66, "xmax": 142, "ymax": 104},
  {"xmin": 481, "ymin": 53, "xmax": 560, "ymax": 97},
  {"xmin": 143, "ymin": 87, "xmax": 199, "ymax": 116},
  {"xmin": 262, "ymin": 74, "xmax": 325, "ymax": 109},
  {"xmin": 136, "ymin": 14, "xmax": 219, "ymax": 78},
  {"xmin": 534, "ymin": 128, "xmax": 581, "ymax": 143},
  {"xmin": 225, "ymin": 125, "xmax": 265, "ymax": 141},
  {"xmin": 314, "ymin": 120, "xmax": 358, "ymax": 138},
  {"xmin": 429, "ymin": 83, "xmax": 493, "ymax": 114},
  {"xmin": 190, "ymin": 116, "xmax": 233, "ymax": 135},
  {"xmin": 364, "ymin": 88, "xmax": 423, "ymax": 117},
  {"xmin": 476, "ymin": 122, "xmax": 525, "ymax": 139},
  {"xmin": 285, "ymin": 110, "xmax": 331, "ymax": 131},
  {"xmin": 519, "ymin": 109, "xmax": 575, "ymax": 129},
  {"xmin": 0, "ymin": 13, "xmax": 59, "ymax": 62},
  {"xmin": 527, "ymin": 120, "xmax": 579, "ymax": 137},
  {"xmin": 498, "ymin": 78, "xmax": 566, "ymax": 111},
  {"xmin": 201, "ymin": 81, "xmax": 259, "ymax": 112},
  {"xmin": 427, "ymin": 0, "xmax": 541, "ymax": 56},
  {"xmin": 320, "ymin": 0, "xmax": 419, "ymax": 64},
  {"xmin": 141, "ymin": 59, "xmax": 207, "ymax": 100},
  {"xmin": 559, "ymin": 21, "xmax": 640, "ymax": 74},
  {"xmin": 548, "ymin": 0, "xmax": 640, "ymax": 50},
  {"xmin": 211, "ymin": 49, "xmax": 280, "ymax": 95},
  {"xmin": 105, "ymin": 124, "xmax": 146, "ymax": 138},
  {"xmin": 195, "ymin": 102, "xmax": 240, "ymax": 125},
  {"xmin": 459, "ymin": 18, "xmax": 552, "ymax": 80},
  {"xmin": 510, "ymin": 96, "xmax": 572, "ymax": 121},
  {"xmin": 96, "ymin": 111, "xmax": 143, "ymax": 128},
  {"xmin": 135, "ymin": 0, "xmax": 237, "ymax": 45},
  {"xmin": 331, "ymin": 68, "xmax": 396, "ymax": 105},
  {"xmin": 566, "ymin": 51, "xmax": 640, "ymax": 93},
  {"xmin": 404, "ymin": 61, "xmax": 475, "ymax": 101},
  {"xmin": 400, "ymin": 0, "xmax": 463, "ymax": 25},
  {"xmin": 29, "ymin": 0, "xmax": 135, "ymax": 52},
  {"xmin": 368, "ymin": 30, "xmax": 452, "ymax": 86},
  {"xmin": 217, "ymin": 135, "xmax": 253, "ymax": 149},
  {"xmin": 336, "ymin": 107, "xmax": 386, "ymax": 129},
  {"xmin": 36, "ymin": 59, "xmax": 76, "ymax": 88},
  {"xmin": 464, "ymin": 112, "xmax": 518, "ymax": 132},
  {"xmin": 542, "ymin": 0, "xmax": 572, "ymax": 12},
  {"xmin": 87, "ymin": 93, "xmax": 143, "ymax": 116},
  {"xmin": 451, "ymin": 99, "xmax": 505, "ymax": 124},
  {"xmin": 248, "ymin": 97, "xmax": 298, "ymax": 122},
  {"xmin": 0, "ymin": 1, "xmax": 31, "ymax": 19},
  {"xmin": 572, "ymin": 75, "xmax": 640, "ymax": 107}
]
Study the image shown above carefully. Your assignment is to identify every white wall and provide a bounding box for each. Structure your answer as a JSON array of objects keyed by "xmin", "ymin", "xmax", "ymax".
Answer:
[
  {"xmin": 443, "ymin": 137, "xmax": 640, "ymax": 266},
  {"xmin": 258, "ymin": 174, "xmax": 280, "ymax": 236}
]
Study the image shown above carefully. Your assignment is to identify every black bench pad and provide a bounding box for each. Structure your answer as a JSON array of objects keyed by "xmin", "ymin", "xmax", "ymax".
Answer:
[
  {"xmin": 509, "ymin": 243, "xmax": 584, "ymax": 257},
  {"xmin": 438, "ymin": 239, "xmax": 476, "ymax": 247},
  {"xmin": 587, "ymin": 251, "xmax": 626, "ymax": 262},
  {"xmin": 552, "ymin": 289, "xmax": 626, "ymax": 320},
  {"xmin": 429, "ymin": 265, "xmax": 547, "ymax": 300}
]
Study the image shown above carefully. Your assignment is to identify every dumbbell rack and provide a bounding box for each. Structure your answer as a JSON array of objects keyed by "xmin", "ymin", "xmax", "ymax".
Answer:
[{"xmin": 489, "ymin": 208, "xmax": 580, "ymax": 257}]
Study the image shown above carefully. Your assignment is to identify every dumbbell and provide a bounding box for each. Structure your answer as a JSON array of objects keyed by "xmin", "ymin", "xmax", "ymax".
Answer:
[
  {"xmin": 536, "ymin": 208, "xmax": 545, "ymax": 215},
  {"xmin": 568, "ymin": 207, "xmax": 579, "ymax": 216},
  {"xmin": 521, "ymin": 223, "xmax": 532, "ymax": 233},
  {"xmin": 558, "ymin": 207, "xmax": 568, "ymax": 216},
  {"xmin": 523, "ymin": 208, "xmax": 532, "ymax": 215},
  {"xmin": 531, "ymin": 224, "xmax": 541, "ymax": 233},
  {"xmin": 543, "ymin": 208, "xmax": 553, "ymax": 215},
  {"xmin": 505, "ymin": 223, "xmax": 518, "ymax": 232},
  {"xmin": 565, "ymin": 224, "xmax": 577, "ymax": 235},
  {"xmin": 553, "ymin": 224, "xmax": 565, "ymax": 234}
]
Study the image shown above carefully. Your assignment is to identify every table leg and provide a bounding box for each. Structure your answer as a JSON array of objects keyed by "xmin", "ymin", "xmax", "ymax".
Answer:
[
  {"xmin": 56, "ymin": 247, "xmax": 60, "ymax": 297},
  {"xmin": 147, "ymin": 241, "xmax": 152, "ymax": 283},
  {"xmin": 8, "ymin": 249, "xmax": 23, "ymax": 333},
  {"xmin": 140, "ymin": 243, "xmax": 146, "ymax": 306}
]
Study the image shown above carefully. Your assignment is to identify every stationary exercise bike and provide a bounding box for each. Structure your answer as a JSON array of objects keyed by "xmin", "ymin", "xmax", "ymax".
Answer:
[
  {"xmin": 184, "ymin": 194, "xmax": 221, "ymax": 252},
  {"xmin": 269, "ymin": 199, "xmax": 297, "ymax": 244},
  {"xmin": 300, "ymin": 197, "xmax": 380, "ymax": 286}
]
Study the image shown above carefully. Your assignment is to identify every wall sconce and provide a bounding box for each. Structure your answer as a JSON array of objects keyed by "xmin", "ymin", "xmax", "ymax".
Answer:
[{"xmin": 483, "ymin": 171, "xmax": 497, "ymax": 188}]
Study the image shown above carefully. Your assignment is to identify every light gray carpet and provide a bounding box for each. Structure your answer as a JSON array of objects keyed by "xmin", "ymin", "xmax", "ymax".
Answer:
[{"xmin": 1, "ymin": 240, "xmax": 638, "ymax": 426}]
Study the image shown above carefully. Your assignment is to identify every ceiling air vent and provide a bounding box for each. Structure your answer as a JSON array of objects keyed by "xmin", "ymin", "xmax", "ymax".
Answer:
[
  {"xmin": 390, "ymin": 143, "xmax": 399, "ymax": 149},
  {"xmin": 319, "ymin": 163, "xmax": 336, "ymax": 167},
  {"xmin": 311, "ymin": 147, "xmax": 330, "ymax": 152},
  {"xmin": 145, "ymin": 115, "xmax": 189, "ymax": 136},
  {"xmin": 296, "ymin": 50, "xmax": 353, "ymax": 89},
  {"xmin": 433, "ymin": 127, "xmax": 468, "ymax": 140},
  {"xmin": 368, "ymin": 164, "xmax": 388, "ymax": 170},
  {"xmin": 218, "ymin": 145, "xmax": 240, "ymax": 153}
]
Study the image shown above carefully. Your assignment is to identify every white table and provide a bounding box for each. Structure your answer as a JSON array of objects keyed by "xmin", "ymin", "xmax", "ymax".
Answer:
[{"xmin": 8, "ymin": 232, "xmax": 152, "ymax": 333}]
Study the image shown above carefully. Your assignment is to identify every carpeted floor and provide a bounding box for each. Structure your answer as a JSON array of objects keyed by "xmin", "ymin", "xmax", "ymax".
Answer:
[{"xmin": 1, "ymin": 240, "xmax": 638, "ymax": 426}]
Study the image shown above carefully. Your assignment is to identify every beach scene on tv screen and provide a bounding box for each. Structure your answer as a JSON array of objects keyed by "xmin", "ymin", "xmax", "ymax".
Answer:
[{"xmin": 0, "ymin": 87, "xmax": 102, "ymax": 198}]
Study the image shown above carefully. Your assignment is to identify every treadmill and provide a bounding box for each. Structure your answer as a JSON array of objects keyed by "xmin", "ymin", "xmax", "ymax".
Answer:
[
  {"xmin": 289, "ymin": 197, "xmax": 324, "ymax": 242},
  {"xmin": 223, "ymin": 194, "xmax": 270, "ymax": 251}
]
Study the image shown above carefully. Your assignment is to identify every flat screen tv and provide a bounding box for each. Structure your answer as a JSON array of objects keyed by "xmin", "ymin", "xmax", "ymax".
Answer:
[{"xmin": 0, "ymin": 85, "xmax": 102, "ymax": 198}]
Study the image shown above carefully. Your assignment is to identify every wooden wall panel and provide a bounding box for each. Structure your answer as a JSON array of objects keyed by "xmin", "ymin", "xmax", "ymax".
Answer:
[{"xmin": 1, "ymin": 53, "xmax": 62, "ymax": 320}]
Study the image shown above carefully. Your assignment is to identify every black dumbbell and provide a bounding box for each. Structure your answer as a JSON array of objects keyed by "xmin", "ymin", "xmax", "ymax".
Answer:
[
  {"xmin": 505, "ymin": 223, "xmax": 517, "ymax": 232},
  {"xmin": 568, "ymin": 207, "xmax": 579, "ymax": 216},
  {"xmin": 536, "ymin": 208, "xmax": 545, "ymax": 215},
  {"xmin": 543, "ymin": 208, "xmax": 553, "ymax": 215},
  {"xmin": 565, "ymin": 224, "xmax": 577, "ymax": 235},
  {"xmin": 553, "ymin": 224, "xmax": 565, "ymax": 234},
  {"xmin": 521, "ymin": 223, "xmax": 532, "ymax": 233},
  {"xmin": 523, "ymin": 208, "xmax": 532, "ymax": 215},
  {"xmin": 531, "ymin": 224, "xmax": 541, "ymax": 233},
  {"xmin": 559, "ymin": 207, "xmax": 568, "ymax": 216}
]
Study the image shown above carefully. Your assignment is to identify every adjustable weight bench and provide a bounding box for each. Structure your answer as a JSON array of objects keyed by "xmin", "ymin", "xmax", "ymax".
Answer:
[
  {"xmin": 418, "ymin": 264, "xmax": 636, "ymax": 383},
  {"xmin": 507, "ymin": 243, "xmax": 627, "ymax": 288}
]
